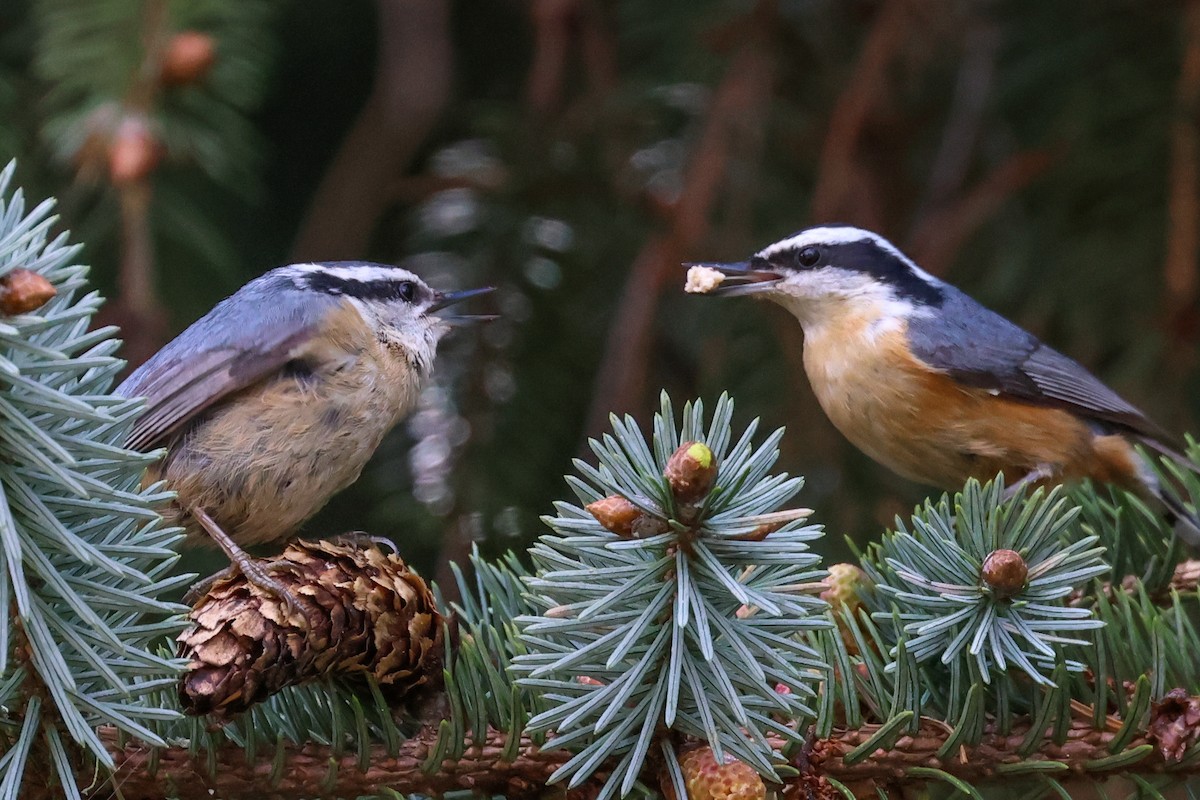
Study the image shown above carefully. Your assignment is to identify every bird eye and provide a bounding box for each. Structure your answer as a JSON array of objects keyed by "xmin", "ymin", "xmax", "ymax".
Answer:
[
  {"xmin": 397, "ymin": 281, "xmax": 417, "ymax": 302},
  {"xmin": 797, "ymin": 246, "xmax": 821, "ymax": 267}
]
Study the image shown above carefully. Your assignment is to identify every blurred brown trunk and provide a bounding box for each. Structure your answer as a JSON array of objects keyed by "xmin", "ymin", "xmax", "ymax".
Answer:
[
  {"xmin": 290, "ymin": 0, "xmax": 452, "ymax": 261},
  {"xmin": 525, "ymin": 0, "xmax": 617, "ymax": 122},
  {"xmin": 908, "ymin": 149, "xmax": 1053, "ymax": 275},
  {"xmin": 810, "ymin": 0, "xmax": 914, "ymax": 226},
  {"xmin": 1164, "ymin": 0, "xmax": 1200, "ymax": 344},
  {"xmin": 94, "ymin": 0, "xmax": 172, "ymax": 375},
  {"xmin": 582, "ymin": 5, "xmax": 778, "ymax": 437},
  {"xmin": 107, "ymin": 184, "xmax": 169, "ymax": 371}
]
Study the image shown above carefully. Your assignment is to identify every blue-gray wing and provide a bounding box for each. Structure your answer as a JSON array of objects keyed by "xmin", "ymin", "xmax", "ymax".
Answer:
[
  {"xmin": 906, "ymin": 285, "xmax": 1167, "ymax": 441},
  {"xmin": 116, "ymin": 273, "xmax": 340, "ymax": 452}
]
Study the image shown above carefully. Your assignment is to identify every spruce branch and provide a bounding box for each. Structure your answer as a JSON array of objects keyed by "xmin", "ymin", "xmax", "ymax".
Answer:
[
  {"xmin": 860, "ymin": 477, "xmax": 1108, "ymax": 688},
  {"xmin": 1075, "ymin": 557, "xmax": 1200, "ymax": 605},
  {"xmin": 96, "ymin": 706, "xmax": 1200, "ymax": 800},
  {"xmin": 0, "ymin": 161, "xmax": 188, "ymax": 800},
  {"xmin": 511, "ymin": 393, "xmax": 831, "ymax": 800}
]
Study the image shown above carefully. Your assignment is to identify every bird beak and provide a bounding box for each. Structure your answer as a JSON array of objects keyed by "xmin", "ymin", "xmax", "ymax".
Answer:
[
  {"xmin": 683, "ymin": 262, "xmax": 783, "ymax": 296},
  {"xmin": 428, "ymin": 286, "xmax": 498, "ymax": 323}
]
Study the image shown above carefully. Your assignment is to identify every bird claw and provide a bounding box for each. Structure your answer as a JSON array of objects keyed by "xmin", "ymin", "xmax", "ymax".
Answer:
[
  {"xmin": 1002, "ymin": 464, "xmax": 1059, "ymax": 501},
  {"xmin": 185, "ymin": 558, "xmax": 317, "ymax": 630},
  {"xmin": 329, "ymin": 531, "xmax": 398, "ymax": 553}
]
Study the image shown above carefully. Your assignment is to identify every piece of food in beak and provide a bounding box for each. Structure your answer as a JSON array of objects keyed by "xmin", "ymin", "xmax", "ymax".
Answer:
[{"xmin": 684, "ymin": 265, "xmax": 727, "ymax": 294}]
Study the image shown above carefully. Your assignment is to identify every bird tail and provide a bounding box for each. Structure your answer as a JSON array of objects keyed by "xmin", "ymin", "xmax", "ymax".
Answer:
[{"xmin": 1134, "ymin": 436, "xmax": 1200, "ymax": 548}]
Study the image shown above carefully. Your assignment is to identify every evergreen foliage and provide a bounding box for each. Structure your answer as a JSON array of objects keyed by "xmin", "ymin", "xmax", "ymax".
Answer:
[
  {"xmin": 863, "ymin": 479, "xmax": 1107, "ymax": 686},
  {"xmin": 512, "ymin": 394, "xmax": 830, "ymax": 798},
  {"xmin": 0, "ymin": 159, "xmax": 1199, "ymax": 797},
  {"xmin": 0, "ymin": 161, "xmax": 188, "ymax": 800},
  {"xmin": 25, "ymin": 0, "xmax": 277, "ymax": 299}
]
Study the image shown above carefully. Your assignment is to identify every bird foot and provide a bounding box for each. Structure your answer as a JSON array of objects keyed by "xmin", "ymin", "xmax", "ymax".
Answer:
[
  {"xmin": 329, "ymin": 531, "xmax": 398, "ymax": 553},
  {"xmin": 184, "ymin": 504, "xmax": 318, "ymax": 630},
  {"xmin": 185, "ymin": 558, "xmax": 315, "ymax": 628},
  {"xmin": 1002, "ymin": 464, "xmax": 1058, "ymax": 501}
]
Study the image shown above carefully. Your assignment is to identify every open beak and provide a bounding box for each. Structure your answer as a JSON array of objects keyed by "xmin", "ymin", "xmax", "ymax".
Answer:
[
  {"xmin": 429, "ymin": 286, "xmax": 498, "ymax": 323},
  {"xmin": 683, "ymin": 262, "xmax": 783, "ymax": 296}
]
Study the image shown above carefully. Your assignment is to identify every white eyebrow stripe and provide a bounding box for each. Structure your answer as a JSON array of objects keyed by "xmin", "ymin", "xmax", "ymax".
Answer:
[
  {"xmin": 756, "ymin": 225, "xmax": 942, "ymax": 287},
  {"xmin": 280, "ymin": 262, "xmax": 416, "ymax": 284}
]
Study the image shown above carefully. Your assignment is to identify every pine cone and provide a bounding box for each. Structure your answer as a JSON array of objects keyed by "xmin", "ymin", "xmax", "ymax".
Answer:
[
  {"xmin": 160, "ymin": 31, "xmax": 217, "ymax": 85},
  {"xmin": 665, "ymin": 442, "xmax": 718, "ymax": 505},
  {"xmin": 666, "ymin": 745, "xmax": 766, "ymax": 800},
  {"xmin": 0, "ymin": 269, "xmax": 56, "ymax": 315},
  {"xmin": 1148, "ymin": 688, "xmax": 1200, "ymax": 762},
  {"xmin": 108, "ymin": 116, "xmax": 161, "ymax": 186},
  {"xmin": 179, "ymin": 540, "xmax": 444, "ymax": 717}
]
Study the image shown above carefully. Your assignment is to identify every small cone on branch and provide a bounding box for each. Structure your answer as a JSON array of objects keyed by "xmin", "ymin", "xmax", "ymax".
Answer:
[
  {"xmin": 981, "ymin": 548, "xmax": 1028, "ymax": 599},
  {"xmin": 662, "ymin": 745, "xmax": 766, "ymax": 800},
  {"xmin": 586, "ymin": 494, "xmax": 642, "ymax": 536},
  {"xmin": 0, "ymin": 269, "xmax": 56, "ymax": 315},
  {"xmin": 1147, "ymin": 688, "xmax": 1200, "ymax": 762},
  {"xmin": 160, "ymin": 31, "xmax": 217, "ymax": 85},
  {"xmin": 665, "ymin": 441, "xmax": 718, "ymax": 504},
  {"xmin": 820, "ymin": 563, "xmax": 866, "ymax": 612},
  {"xmin": 108, "ymin": 116, "xmax": 161, "ymax": 186},
  {"xmin": 821, "ymin": 563, "xmax": 869, "ymax": 657},
  {"xmin": 586, "ymin": 494, "xmax": 669, "ymax": 538},
  {"xmin": 179, "ymin": 539, "xmax": 444, "ymax": 717}
]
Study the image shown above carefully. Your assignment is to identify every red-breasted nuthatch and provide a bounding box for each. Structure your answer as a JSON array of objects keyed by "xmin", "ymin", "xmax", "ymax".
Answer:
[
  {"xmin": 686, "ymin": 225, "xmax": 1200, "ymax": 544},
  {"xmin": 117, "ymin": 262, "xmax": 493, "ymax": 608}
]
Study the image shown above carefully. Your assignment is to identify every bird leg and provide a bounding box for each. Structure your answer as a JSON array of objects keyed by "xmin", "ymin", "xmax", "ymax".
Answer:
[
  {"xmin": 184, "ymin": 505, "xmax": 313, "ymax": 628},
  {"xmin": 1002, "ymin": 464, "xmax": 1058, "ymax": 501}
]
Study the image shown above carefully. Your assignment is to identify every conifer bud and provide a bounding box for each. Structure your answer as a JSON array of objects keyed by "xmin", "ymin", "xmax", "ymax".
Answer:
[
  {"xmin": 821, "ymin": 563, "xmax": 869, "ymax": 656},
  {"xmin": 820, "ymin": 563, "xmax": 866, "ymax": 612},
  {"xmin": 585, "ymin": 494, "xmax": 669, "ymax": 538},
  {"xmin": 0, "ymin": 269, "xmax": 55, "ymax": 315},
  {"xmin": 586, "ymin": 495, "xmax": 642, "ymax": 536},
  {"xmin": 981, "ymin": 548, "xmax": 1028, "ymax": 598},
  {"xmin": 665, "ymin": 441, "xmax": 717, "ymax": 504},
  {"xmin": 665, "ymin": 745, "xmax": 765, "ymax": 800},
  {"xmin": 108, "ymin": 117, "xmax": 161, "ymax": 186},
  {"xmin": 161, "ymin": 31, "xmax": 217, "ymax": 85}
]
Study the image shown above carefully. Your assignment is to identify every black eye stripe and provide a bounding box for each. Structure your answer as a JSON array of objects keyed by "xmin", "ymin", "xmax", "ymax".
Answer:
[
  {"xmin": 301, "ymin": 272, "xmax": 424, "ymax": 302},
  {"xmin": 779, "ymin": 239, "xmax": 944, "ymax": 306}
]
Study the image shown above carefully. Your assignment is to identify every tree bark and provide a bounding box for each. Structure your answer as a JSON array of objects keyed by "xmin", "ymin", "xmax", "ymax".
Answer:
[
  {"xmin": 98, "ymin": 704, "xmax": 1200, "ymax": 800},
  {"xmin": 581, "ymin": 3, "xmax": 777, "ymax": 437},
  {"xmin": 290, "ymin": 0, "xmax": 452, "ymax": 261}
]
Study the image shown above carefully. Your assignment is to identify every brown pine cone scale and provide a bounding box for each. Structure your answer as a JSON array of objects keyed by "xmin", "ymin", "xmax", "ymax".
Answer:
[{"xmin": 179, "ymin": 539, "xmax": 444, "ymax": 717}]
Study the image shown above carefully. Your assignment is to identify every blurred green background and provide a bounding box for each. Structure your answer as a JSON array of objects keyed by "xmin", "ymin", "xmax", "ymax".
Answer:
[{"xmin": 1, "ymin": 0, "xmax": 1197, "ymax": 589}]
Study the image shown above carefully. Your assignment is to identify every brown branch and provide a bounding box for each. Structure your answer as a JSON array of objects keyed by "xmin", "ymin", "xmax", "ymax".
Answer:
[
  {"xmin": 1069, "ymin": 559, "xmax": 1200, "ymax": 608},
  {"xmin": 99, "ymin": 728, "xmax": 572, "ymax": 800},
  {"xmin": 290, "ymin": 0, "xmax": 452, "ymax": 260},
  {"xmin": 810, "ymin": 0, "xmax": 913, "ymax": 223},
  {"xmin": 1163, "ymin": 0, "xmax": 1200, "ymax": 333},
  {"xmin": 525, "ymin": 0, "xmax": 617, "ymax": 130},
  {"xmin": 907, "ymin": 148, "xmax": 1055, "ymax": 275},
  {"xmin": 98, "ymin": 701, "xmax": 1200, "ymax": 800},
  {"xmin": 914, "ymin": 21, "xmax": 1003, "ymax": 220},
  {"xmin": 1170, "ymin": 558, "xmax": 1200, "ymax": 594},
  {"xmin": 581, "ymin": 4, "xmax": 777, "ymax": 437}
]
